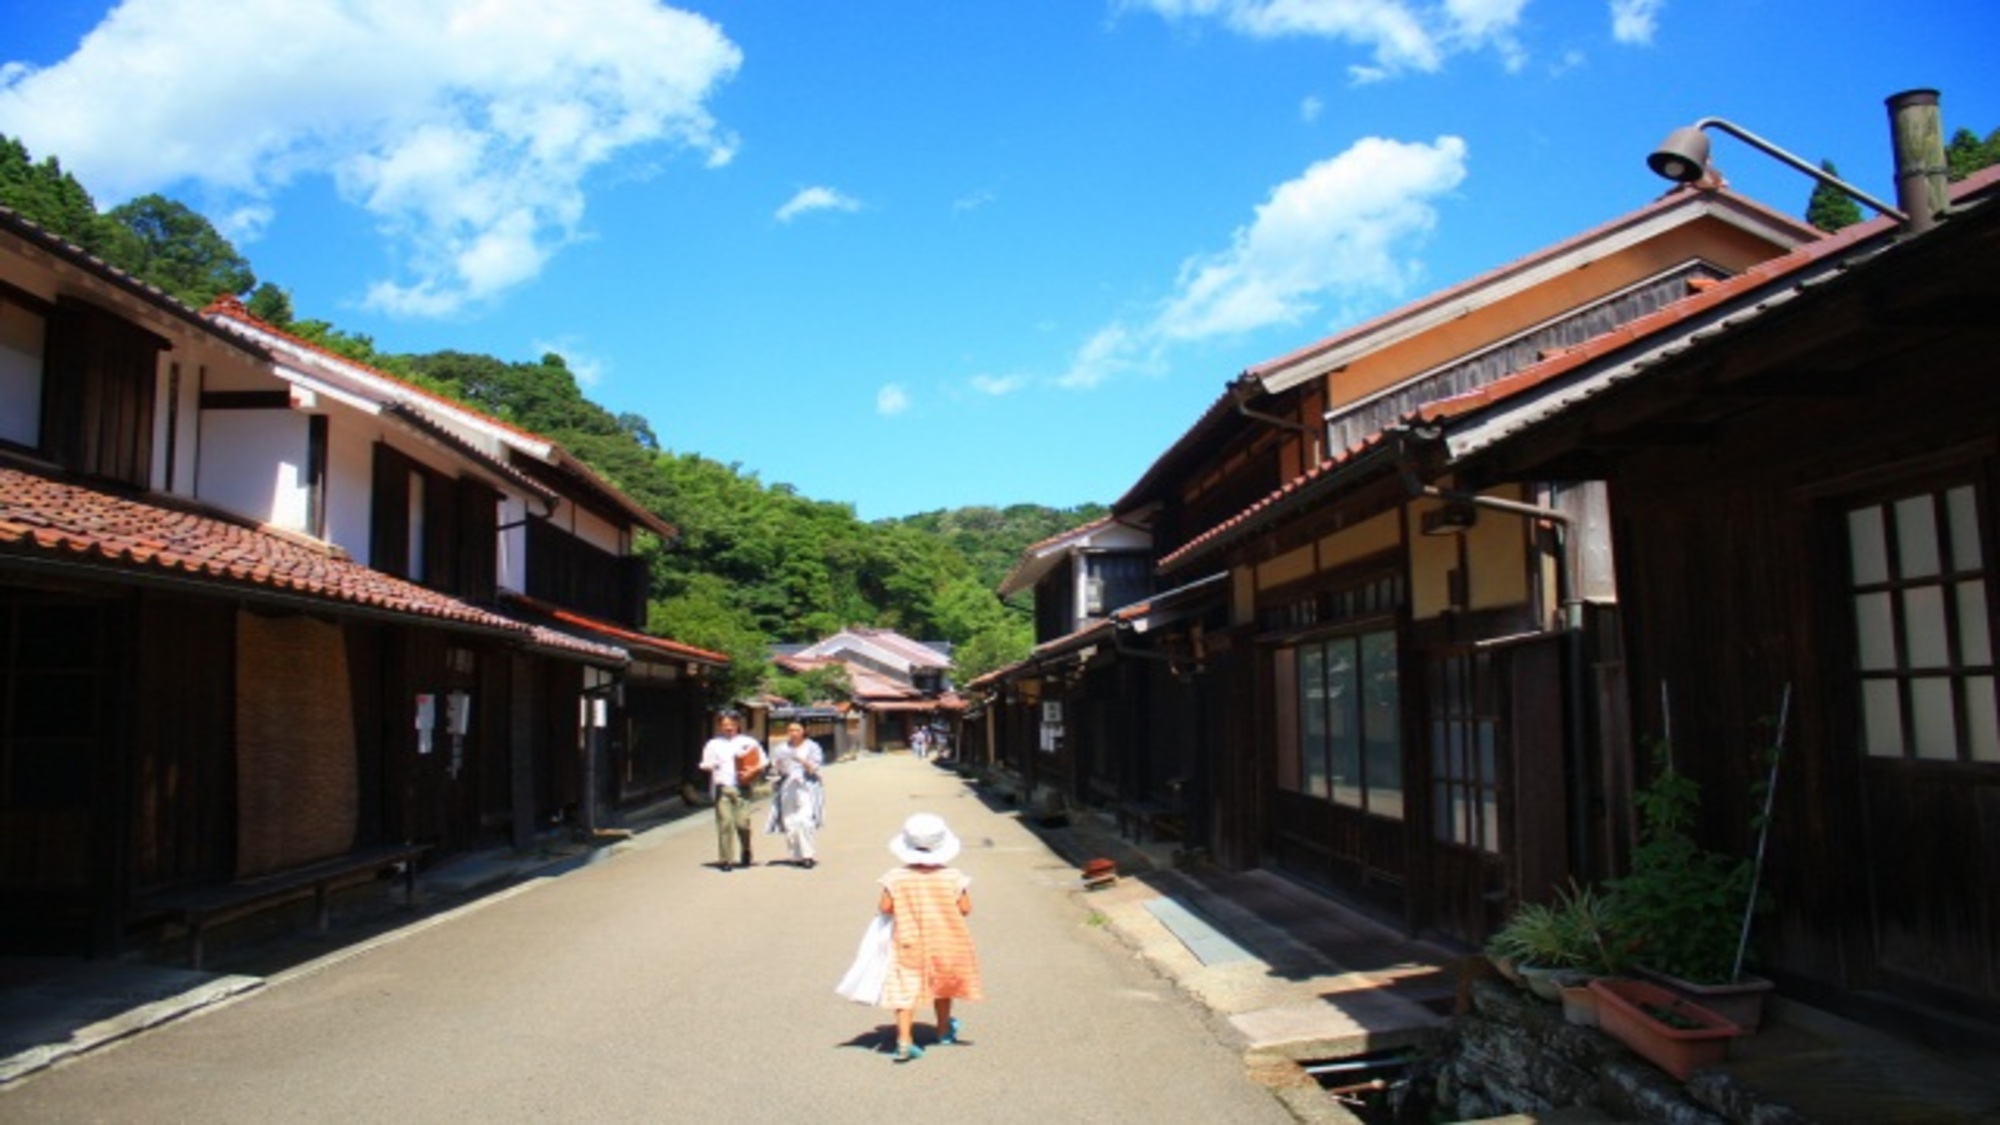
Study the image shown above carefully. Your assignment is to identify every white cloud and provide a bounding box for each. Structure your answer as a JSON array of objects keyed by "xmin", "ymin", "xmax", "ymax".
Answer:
[
  {"xmin": 1609, "ymin": 0, "xmax": 1664, "ymax": 45},
  {"xmin": 1060, "ymin": 322, "xmax": 1157, "ymax": 391},
  {"xmin": 1061, "ymin": 135, "xmax": 1467, "ymax": 390},
  {"xmin": 0, "ymin": 0, "xmax": 742, "ymax": 317},
  {"xmin": 876, "ymin": 384, "xmax": 911, "ymax": 416},
  {"xmin": 953, "ymin": 188, "xmax": 999, "ymax": 213},
  {"xmin": 1300, "ymin": 95, "xmax": 1325, "ymax": 123},
  {"xmin": 970, "ymin": 373, "xmax": 1028, "ymax": 396},
  {"xmin": 775, "ymin": 185, "xmax": 863, "ymax": 223},
  {"xmin": 1124, "ymin": 0, "xmax": 1528, "ymax": 79}
]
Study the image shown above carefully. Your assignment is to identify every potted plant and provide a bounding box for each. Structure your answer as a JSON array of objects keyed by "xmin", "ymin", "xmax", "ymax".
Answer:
[
  {"xmin": 1607, "ymin": 737, "xmax": 1775, "ymax": 1031},
  {"xmin": 1588, "ymin": 976, "xmax": 1745, "ymax": 1080},
  {"xmin": 1487, "ymin": 880, "xmax": 1626, "ymax": 1011}
]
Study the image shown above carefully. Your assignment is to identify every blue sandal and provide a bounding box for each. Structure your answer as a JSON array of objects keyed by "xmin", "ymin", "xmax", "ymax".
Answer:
[
  {"xmin": 893, "ymin": 1042, "xmax": 924, "ymax": 1063},
  {"xmin": 939, "ymin": 1018, "xmax": 962, "ymax": 1045}
]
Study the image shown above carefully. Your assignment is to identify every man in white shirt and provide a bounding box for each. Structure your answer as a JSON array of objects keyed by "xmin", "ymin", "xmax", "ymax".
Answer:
[{"xmin": 698, "ymin": 712, "xmax": 764, "ymax": 871}]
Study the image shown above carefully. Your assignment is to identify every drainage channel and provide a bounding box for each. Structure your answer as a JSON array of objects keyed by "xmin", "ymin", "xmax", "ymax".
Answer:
[{"xmin": 1302, "ymin": 1049, "xmax": 1419, "ymax": 1122}]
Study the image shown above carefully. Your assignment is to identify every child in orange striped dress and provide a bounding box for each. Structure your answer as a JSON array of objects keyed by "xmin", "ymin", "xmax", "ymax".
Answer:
[{"xmin": 878, "ymin": 812, "xmax": 984, "ymax": 1062}]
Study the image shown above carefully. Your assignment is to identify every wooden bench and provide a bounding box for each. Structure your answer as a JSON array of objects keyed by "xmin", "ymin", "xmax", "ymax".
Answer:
[{"xmin": 145, "ymin": 842, "xmax": 431, "ymax": 969}]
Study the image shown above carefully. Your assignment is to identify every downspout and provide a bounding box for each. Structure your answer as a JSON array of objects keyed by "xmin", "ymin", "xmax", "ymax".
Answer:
[
  {"xmin": 1390, "ymin": 423, "xmax": 1595, "ymax": 884},
  {"xmin": 1231, "ymin": 376, "xmax": 1323, "ymax": 463}
]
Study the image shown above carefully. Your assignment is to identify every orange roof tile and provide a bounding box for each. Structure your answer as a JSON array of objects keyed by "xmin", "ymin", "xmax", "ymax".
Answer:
[
  {"xmin": 3, "ymin": 464, "xmax": 534, "ymax": 640},
  {"xmin": 503, "ymin": 593, "xmax": 729, "ymax": 666},
  {"xmin": 1156, "ymin": 167, "xmax": 2000, "ymax": 574}
]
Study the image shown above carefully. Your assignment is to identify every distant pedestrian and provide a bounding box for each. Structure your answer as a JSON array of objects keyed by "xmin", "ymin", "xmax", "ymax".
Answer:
[
  {"xmin": 910, "ymin": 726, "xmax": 930, "ymax": 760},
  {"xmin": 876, "ymin": 812, "xmax": 983, "ymax": 1062},
  {"xmin": 697, "ymin": 712, "xmax": 764, "ymax": 871},
  {"xmin": 765, "ymin": 721, "xmax": 825, "ymax": 867}
]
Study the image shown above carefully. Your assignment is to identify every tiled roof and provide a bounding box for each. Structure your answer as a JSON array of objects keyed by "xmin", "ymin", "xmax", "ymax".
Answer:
[
  {"xmin": 203, "ymin": 297, "xmax": 677, "ymax": 540},
  {"xmin": 1115, "ymin": 185, "xmax": 1819, "ymax": 513},
  {"xmin": 964, "ymin": 658, "xmax": 1029, "ymax": 691},
  {"xmin": 797, "ymin": 627, "xmax": 950, "ymax": 670},
  {"xmin": 1019, "ymin": 514, "xmax": 1118, "ymax": 555},
  {"xmin": 1441, "ymin": 166, "xmax": 2000, "ymax": 461},
  {"xmin": 0, "ymin": 205, "xmax": 259, "ymax": 347},
  {"xmin": 995, "ymin": 514, "xmax": 1152, "ymax": 596},
  {"xmin": 1243, "ymin": 184, "xmax": 1821, "ymax": 389},
  {"xmin": 848, "ymin": 627, "xmax": 953, "ymax": 666},
  {"xmin": 202, "ymin": 296, "xmax": 551, "ymax": 449},
  {"xmin": 503, "ymin": 593, "xmax": 729, "ymax": 666},
  {"xmin": 1112, "ymin": 384, "xmax": 1247, "ymax": 513},
  {"xmin": 1031, "ymin": 617, "xmax": 1116, "ymax": 660},
  {"xmin": 1156, "ymin": 429, "xmax": 1400, "ymax": 572},
  {"xmin": 1154, "ymin": 168, "xmax": 2000, "ymax": 575},
  {"xmin": 0, "ymin": 463, "xmax": 521, "ymax": 633}
]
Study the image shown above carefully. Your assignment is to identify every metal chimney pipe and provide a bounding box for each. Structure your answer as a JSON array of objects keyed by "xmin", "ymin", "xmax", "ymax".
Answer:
[{"xmin": 1887, "ymin": 89, "xmax": 1948, "ymax": 233}]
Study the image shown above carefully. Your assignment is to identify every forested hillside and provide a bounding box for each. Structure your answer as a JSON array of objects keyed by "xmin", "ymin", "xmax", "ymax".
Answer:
[{"xmin": 1, "ymin": 136, "xmax": 1111, "ymax": 694}]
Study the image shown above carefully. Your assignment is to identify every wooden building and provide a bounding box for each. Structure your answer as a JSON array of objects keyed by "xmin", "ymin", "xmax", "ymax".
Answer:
[
  {"xmin": 0, "ymin": 205, "xmax": 724, "ymax": 958},
  {"xmin": 1433, "ymin": 166, "xmax": 2000, "ymax": 1038},
  {"xmin": 773, "ymin": 627, "xmax": 961, "ymax": 752},
  {"xmin": 980, "ymin": 185, "xmax": 1824, "ymax": 947}
]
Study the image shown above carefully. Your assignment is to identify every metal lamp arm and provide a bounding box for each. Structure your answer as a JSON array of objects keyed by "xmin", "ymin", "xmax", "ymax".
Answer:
[{"xmin": 1695, "ymin": 116, "xmax": 1909, "ymax": 222}]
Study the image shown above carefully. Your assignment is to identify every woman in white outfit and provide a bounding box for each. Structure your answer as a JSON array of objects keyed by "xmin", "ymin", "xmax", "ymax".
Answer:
[{"xmin": 766, "ymin": 722, "xmax": 826, "ymax": 867}]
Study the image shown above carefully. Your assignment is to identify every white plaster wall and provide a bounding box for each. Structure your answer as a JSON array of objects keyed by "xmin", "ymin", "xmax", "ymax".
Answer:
[
  {"xmin": 555, "ymin": 499, "xmax": 626, "ymax": 555},
  {"xmin": 322, "ymin": 411, "xmax": 382, "ymax": 562},
  {"xmin": 0, "ymin": 299, "xmax": 44, "ymax": 449},
  {"xmin": 196, "ymin": 408, "xmax": 312, "ymax": 531}
]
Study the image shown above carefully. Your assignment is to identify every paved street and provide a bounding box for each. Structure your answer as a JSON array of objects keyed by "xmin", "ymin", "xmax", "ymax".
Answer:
[{"xmin": 2, "ymin": 754, "xmax": 1297, "ymax": 1123}]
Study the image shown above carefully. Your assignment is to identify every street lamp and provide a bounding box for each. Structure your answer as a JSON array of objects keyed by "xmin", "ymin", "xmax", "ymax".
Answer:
[
  {"xmin": 1646, "ymin": 89, "xmax": 1951, "ymax": 233},
  {"xmin": 1647, "ymin": 117, "xmax": 1907, "ymax": 223}
]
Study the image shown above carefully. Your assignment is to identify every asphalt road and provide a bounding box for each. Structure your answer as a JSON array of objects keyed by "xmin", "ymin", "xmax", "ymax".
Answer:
[{"xmin": 2, "ymin": 754, "xmax": 1295, "ymax": 1123}]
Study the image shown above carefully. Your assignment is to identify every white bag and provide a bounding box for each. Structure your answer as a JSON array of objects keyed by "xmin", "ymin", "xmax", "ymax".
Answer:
[{"xmin": 835, "ymin": 912, "xmax": 894, "ymax": 1004}]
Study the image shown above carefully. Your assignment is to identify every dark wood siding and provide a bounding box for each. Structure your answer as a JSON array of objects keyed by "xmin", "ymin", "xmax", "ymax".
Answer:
[
  {"xmin": 524, "ymin": 518, "xmax": 646, "ymax": 627},
  {"xmin": 0, "ymin": 587, "xmax": 128, "ymax": 952},
  {"xmin": 1608, "ymin": 333, "xmax": 1999, "ymax": 1013},
  {"xmin": 42, "ymin": 297, "xmax": 162, "ymax": 486},
  {"xmin": 131, "ymin": 596, "xmax": 235, "ymax": 891}
]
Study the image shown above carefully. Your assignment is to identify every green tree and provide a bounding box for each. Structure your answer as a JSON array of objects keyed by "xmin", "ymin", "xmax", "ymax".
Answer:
[
  {"xmin": 647, "ymin": 572, "xmax": 770, "ymax": 703},
  {"xmin": 950, "ymin": 623, "xmax": 1033, "ymax": 684},
  {"xmin": 0, "ymin": 134, "xmax": 134, "ymax": 261},
  {"xmin": 245, "ymin": 282, "xmax": 296, "ymax": 328},
  {"xmin": 105, "ymin": 193, "xmax": 255, "ymax": 307},
  {"xmin": 1805, "ymin": 158, "xmax": 1863, "ymax": 232},
  {"xmin": 618, "ymin": 413, "xmax": 660, "ymax": 451},
  {"xmin": 1945, "ymin": 126, "xmax": 2000, "ymax": 181}
]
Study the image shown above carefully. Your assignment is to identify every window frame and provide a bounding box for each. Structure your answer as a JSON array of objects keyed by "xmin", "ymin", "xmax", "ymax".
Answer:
[
  {"xmin": 1268, "ymin": 570, "xmax": 1406, "ymax": 819},
  {"xmin": 1844, "ymin": 474, "xmax": 2000, "ymax": 765}
]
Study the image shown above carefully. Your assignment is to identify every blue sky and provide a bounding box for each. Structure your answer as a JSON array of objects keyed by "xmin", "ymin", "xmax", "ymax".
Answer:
[{"xmin": 2, "ymin": 2, "xmax": 1994, "ymax": 520}]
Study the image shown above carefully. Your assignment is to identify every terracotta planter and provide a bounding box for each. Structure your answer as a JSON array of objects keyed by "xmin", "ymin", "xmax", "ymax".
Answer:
[
  {"xmin": 1559, "ymin": 979, "xmax": 1600, "ymax": 1027},
  {"xmin": 1636, "ymin": 966, "xmax": 1774, "ymax": 1032},
  {"xmin": 1588, "ymin": 977, "xmax": 1743, "ymax": 1080}
]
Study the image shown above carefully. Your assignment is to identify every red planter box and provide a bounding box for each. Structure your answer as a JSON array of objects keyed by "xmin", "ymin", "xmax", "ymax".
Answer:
[{"xmin": 1588, "ymin": 977, "xmax": 1744, "ymax": 1080}]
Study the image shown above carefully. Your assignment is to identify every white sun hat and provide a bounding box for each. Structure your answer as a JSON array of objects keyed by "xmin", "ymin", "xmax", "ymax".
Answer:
[{"xmin": 888, "ymin": 812, "xmax": 962, "ymax": 866}]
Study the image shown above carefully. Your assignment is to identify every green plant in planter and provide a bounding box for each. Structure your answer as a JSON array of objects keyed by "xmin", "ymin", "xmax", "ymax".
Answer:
[
  {"xmin": 1608, "ymin": 739, "xmax": 1769, "ymax": 985},
  {"xmin": 1488, "ymin": 880, "xmax": 1628, "ymax": 975}
]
